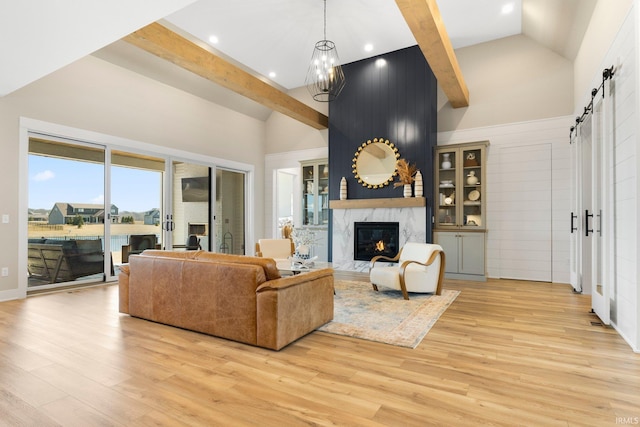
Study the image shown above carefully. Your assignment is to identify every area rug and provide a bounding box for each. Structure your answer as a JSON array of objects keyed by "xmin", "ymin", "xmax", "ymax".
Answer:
[{"xmin": 317, "ymin": 280, "xmax": 460, "ymax": 348}]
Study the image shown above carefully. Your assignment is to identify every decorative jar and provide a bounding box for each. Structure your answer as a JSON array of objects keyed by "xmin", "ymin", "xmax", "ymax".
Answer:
[
  {"xmin": 403, "ymin": 184, "xmax": 412, "ymax": 198},
  {"xmin": 441, "ymin": 153, "xmax": 452, "ymax": 169}
]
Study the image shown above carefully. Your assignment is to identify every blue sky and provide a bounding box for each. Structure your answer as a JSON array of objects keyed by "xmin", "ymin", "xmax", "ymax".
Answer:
[{"xmin": 29, "ymin": 155, "xmax": 161, "ymax": 212}]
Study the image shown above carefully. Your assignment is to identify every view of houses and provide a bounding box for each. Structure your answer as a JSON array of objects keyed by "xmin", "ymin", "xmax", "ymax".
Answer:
[{"xmin": 28, "ymin": 204, "xmax": 160, "ymax": 225}]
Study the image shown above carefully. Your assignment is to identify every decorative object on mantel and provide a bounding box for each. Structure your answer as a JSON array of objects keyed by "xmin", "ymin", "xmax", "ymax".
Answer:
[
  {"xmin": 304, "ymin": 0, "xmax": 345, "ymax": 102},
  {"xmin": 441, "ymin": 153, "xmax": 452, "ymax": 169},
  {"xmin": 414, "ymin": 170, "xmax": 423, "ymax": 197},
  {"xmin": 352, "ymin": 137, "xmax": 400, "ymax": 188},
  {"xmin": 393, "ymin": 158, "xmax": 417, "ymax": 199},
  {"xmin": 403, "ymin": 183, "xmax": 412, "ymax": 198},
  {"xmin": 340, "ymin": 176, "xmax": 347, "ymax": 200}
]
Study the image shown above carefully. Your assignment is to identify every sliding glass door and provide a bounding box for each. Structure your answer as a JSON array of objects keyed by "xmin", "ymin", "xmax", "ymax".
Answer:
[
  {"xmin": 169, "ymin": 161, "xmax": 211, "ymax": 251},
  {"xmin": 111, "ymin": 151, "xmax": 165, "ymax": 265},
  {"xmin": 28, "ymin": 137, "xmax": 107, "ymax": 288},
  {"xmin": 26, "ymin": 133, "xmax": 249, "ymax": 292}
]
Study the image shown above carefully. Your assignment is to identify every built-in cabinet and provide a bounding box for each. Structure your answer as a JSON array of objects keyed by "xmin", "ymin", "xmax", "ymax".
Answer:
[
  {"xmin": 434, "ymin": 231, "xmax": 485, "ymax": 276},
  {"xmin": 434, "ymin": 142, "xmax": 488, "ymax": 280},
  {"xmin": 301, "ymin": 159, "xmax": 329, "ymax": 226},
  {"xmin": 300, "ymin": 159, "xmax": 329, "ymax": 261}
]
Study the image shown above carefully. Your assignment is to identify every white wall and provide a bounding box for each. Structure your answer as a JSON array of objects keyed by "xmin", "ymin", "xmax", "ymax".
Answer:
[
  {"xmin": 263, "ymin": 148, "xmax": 328, "ymax": 239},
  {"xmin": 0, "ymin": 55, "xmax": 266, "ymax": 298},
  {"xmin": 438, "ymin": 116, "xmax": 571, "ymax": 284},
  {"xmin": 265, "ymin": 86, "xmax": 327, "ymax": 154},
  {"xmin": 573, "ymin": 0, "xmax": 635, "ymax": 108},
  {"xmin": 437, "ymin": 34, "xmax": 574, "ymax": 132}
]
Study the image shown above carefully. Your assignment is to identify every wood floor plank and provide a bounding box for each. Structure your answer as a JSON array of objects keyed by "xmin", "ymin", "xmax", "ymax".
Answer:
[
  {"xmin": 40, "ymin": 396, "xmax": 117, "ymax": 427},
  {"xmin": 0, "ymin": 388, "xmax": 60, "ymax": 427},
  {"xmin": 0, "ymin": 274, "xmax": 638, "ymax": 426}
]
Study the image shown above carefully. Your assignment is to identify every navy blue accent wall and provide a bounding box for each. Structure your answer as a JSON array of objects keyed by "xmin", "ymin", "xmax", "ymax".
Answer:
[{"xmin": 328, "ymin": 45, "xmax": 437, "ymax": 259}]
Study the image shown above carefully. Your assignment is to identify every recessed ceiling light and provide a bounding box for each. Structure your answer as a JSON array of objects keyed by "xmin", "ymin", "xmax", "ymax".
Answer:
[
  {"xmin": 268, "ymin": 72, "xmax": 276, "ymax": 79},
  {"xmin": 364, "ymin": 44, "xmax": 373, "ymax": 52},
  {"xmin": 209, "ymin": 35, "xmax": 219, "ymax": 44},
  {"xmin": 501, "ymin": 3, "xmax": 514, "ymax": 14}
]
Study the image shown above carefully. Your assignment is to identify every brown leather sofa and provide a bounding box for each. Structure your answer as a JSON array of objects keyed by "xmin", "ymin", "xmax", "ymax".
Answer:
[{"xmin": 118, "ymin": 250, "xmax": 334, "ymax": 350}]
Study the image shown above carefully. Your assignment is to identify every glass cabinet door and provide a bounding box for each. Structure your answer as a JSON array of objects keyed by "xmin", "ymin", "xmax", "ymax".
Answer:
[
  {"xmin": 302, "ymin": 164, "xmax": 315, "ymax": 225},
  {"xmin": 461, "ymin": 147, "xmax": 483, "ymax": 228},
  {"xmin": 318, "ymin": 162, "xmax": 329, "ymax": 225},
  {"xmin": 435, "ymin": 143, "xmax": 487, "ymax": 230},
  {"xmin": 436, "ymin": 149, "xmax": 457, "ymax": 228},
  {"xmin": 301, "ymin": 160, "xmax": 329, "ymax": 226}
]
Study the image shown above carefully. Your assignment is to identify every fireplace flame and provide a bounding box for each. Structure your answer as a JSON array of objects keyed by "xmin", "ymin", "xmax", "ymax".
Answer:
[{"xmin": 375, "ymin": 240, "xmax": 385, "ymax": 251}]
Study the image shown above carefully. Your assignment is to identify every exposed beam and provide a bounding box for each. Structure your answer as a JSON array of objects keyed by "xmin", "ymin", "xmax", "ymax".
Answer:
[
  {"xmin": 395, "ymin": 0, "xmax": 469, "ymax": 108},
  {"xmin": 124, "ymin": 22, "xmax": 328, "ymax": 129}
]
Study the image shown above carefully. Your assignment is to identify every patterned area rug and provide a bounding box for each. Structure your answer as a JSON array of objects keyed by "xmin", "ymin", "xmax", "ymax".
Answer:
[{"xmin": 317, "ymin": 280, "xmax": 460, "ymax": 348}]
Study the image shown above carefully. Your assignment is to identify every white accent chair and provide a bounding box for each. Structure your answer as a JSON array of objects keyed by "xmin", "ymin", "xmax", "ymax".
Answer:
[
  {"xmin": 369, "ymin": 242, "xmax": 445, "ymax": 300},
  {"xmin": 255, "ymin": 239, "xmax": 295, "ymax": 270}
]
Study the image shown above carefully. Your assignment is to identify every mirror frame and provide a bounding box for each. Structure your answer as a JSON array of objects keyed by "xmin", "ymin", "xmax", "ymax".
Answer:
[{"xmin": 351, "ymin": 138, "xmax": 400, "ymax": 188}]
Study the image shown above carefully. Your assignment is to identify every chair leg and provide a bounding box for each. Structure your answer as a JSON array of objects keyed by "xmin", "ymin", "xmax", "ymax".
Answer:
[
  {"xmin": 398, "ymin": 271, "xmax": 410, "ymax": 300},
  {"xmin": 371, "ymin": 283, "xmax": 378, "ymax": 292},
  {"xmin": 435, "ymin": 250, "xmax": 446, "ymax": 296},
  {"xmin": 399, "ymin": 283, "xmax": 409, "ymax": 300}
]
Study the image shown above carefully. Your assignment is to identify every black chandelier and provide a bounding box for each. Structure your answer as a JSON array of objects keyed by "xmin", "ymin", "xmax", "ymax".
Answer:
[{"xmin": 305, "ymin": 0, "xmax": 345, "ymax": 102}]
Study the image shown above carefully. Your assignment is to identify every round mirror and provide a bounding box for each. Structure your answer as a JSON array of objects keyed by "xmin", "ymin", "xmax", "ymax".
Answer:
[{"xmin": 352, "ymin": 138, "xmax": 400, "ymax": 188}]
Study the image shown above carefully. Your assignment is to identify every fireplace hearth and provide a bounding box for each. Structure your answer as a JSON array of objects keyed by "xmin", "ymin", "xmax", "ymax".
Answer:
[{"xmin": 354, "ymin": 222, "xmax": 399, "ymax": 261}]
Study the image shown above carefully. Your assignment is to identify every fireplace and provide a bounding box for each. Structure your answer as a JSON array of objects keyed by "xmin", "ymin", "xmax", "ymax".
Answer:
[{"xmin": 354, "ymin": 222, "xmax": 399, "ymax": 261}]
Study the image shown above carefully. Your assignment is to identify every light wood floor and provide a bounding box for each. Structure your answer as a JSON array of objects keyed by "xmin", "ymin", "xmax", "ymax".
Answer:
[{"xmin": 1, "ymin": 273, "xmax": 638, "ymax": 426}]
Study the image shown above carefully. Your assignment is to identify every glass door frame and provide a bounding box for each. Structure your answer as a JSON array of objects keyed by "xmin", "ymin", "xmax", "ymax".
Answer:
[{"xmin": 26, "ymin": 133, "xmax": 111, "ymax": 289}]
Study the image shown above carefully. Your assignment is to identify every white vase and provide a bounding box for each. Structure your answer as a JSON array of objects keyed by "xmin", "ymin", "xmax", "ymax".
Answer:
[
  {"xmin": 340, "ymin": 177, "xmax": 347, "ymax": 200},
  {"xmin": 403, "ymin": 184, "xmax": 412, "ymax": 198},
  {"xmin": 466, "ymin": 171, "xmax": 478, "ymax": 185},
  {"xmin": 441, "ymin": 153, "xmax": 452, "ymax": 169},
  {"xmin": 414, "ymin": 170, "xmax": 423, "ymax": 197}
]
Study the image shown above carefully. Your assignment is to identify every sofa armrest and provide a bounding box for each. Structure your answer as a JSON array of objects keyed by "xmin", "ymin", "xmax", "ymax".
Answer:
[
  {"xmin": 118, "ymin": 264, "xmax": 131, "ymax": 313},
  {"xmin": 256, "ymin": 268, "xmax": 334, "ymax": 350}
]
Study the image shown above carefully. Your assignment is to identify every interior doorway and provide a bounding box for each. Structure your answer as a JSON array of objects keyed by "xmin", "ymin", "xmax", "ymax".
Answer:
[
  {"xmin": 275, "ymin": 168, "xmax": 297, "ymax": 238},
  {"xmin": 215, "ymin": 168, "xmax": 246, "ymax": 255}
]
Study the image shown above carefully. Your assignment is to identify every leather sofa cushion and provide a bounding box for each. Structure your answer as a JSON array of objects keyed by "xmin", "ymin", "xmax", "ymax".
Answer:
[
  {"xmin": 194, "ymin": 252, "xmax": 281, "ymax": 281},
  {"xmin": 139, "ymin": 250, "xmax": 281, "ymax": 281}
]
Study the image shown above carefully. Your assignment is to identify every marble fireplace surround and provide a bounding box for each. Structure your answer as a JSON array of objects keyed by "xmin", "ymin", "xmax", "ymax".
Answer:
[{"xmin": 330, "ymin": 198, "xmax": 427, "ymax": 272}]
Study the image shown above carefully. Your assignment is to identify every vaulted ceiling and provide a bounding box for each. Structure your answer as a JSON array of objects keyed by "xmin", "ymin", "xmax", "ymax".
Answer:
[{"xmin": 1, "ymin": 1, "xmax": 596, "ymax": 126}]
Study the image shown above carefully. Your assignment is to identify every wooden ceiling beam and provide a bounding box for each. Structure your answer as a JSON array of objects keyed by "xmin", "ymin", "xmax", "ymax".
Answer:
[
  {"xmin": 124, "ymin": 22, "xmax": 328, "ymax": 129},
  {"xmin": 395, "ymin": 0, "xmax": 469, "ymax": 108}
]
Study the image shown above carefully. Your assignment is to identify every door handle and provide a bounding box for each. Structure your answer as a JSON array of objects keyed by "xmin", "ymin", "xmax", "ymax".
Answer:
[
  {"xmin": 585, "ymin": 210, "xmax": 594, "ymax": 236},
  {"xmin": 596, "ymin": 210, "xmax": 602, "ymax": 236},
  {"xmin": 570, "ymin": 212, "xmax": 577, "ymax": 233}
]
